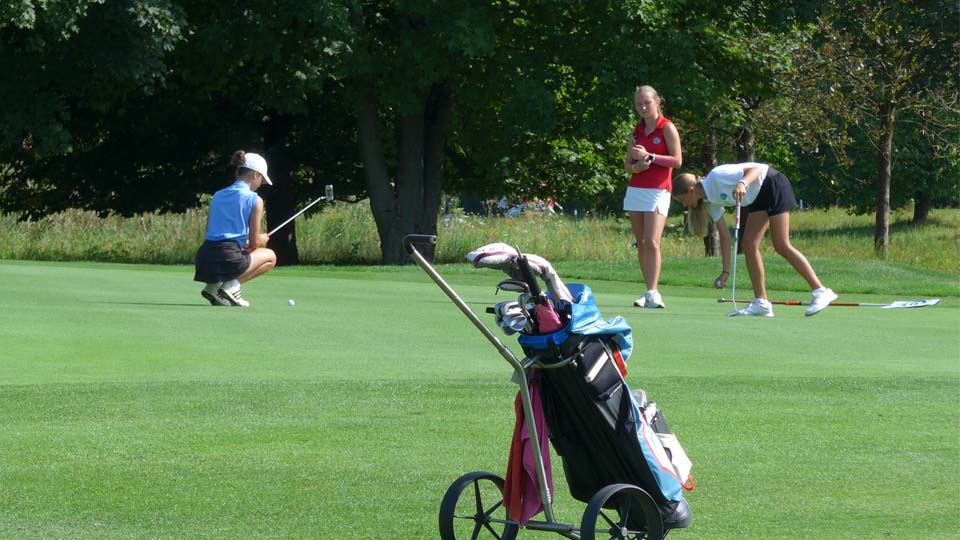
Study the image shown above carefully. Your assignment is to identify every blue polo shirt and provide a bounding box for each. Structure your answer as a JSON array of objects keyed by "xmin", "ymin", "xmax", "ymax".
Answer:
[{"xmin": 205, "ymin": 180, "xmax": 258, "ymax": 247}]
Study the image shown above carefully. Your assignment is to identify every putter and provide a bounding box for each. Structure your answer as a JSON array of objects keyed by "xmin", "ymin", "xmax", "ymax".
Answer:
[
  {"xmin": 267, "ymin": 184, "xmax": 334, "ymax": 237},
  {"xmin": 717, "ymin": 298, "xmax": 941, "ymax": 309},
  {"xmin": 726, "ymin": 202, "xmax": 742, "ymax": 317}
]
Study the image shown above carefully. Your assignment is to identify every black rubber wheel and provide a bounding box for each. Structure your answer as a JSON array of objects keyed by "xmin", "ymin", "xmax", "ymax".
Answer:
[
  {"xmin": 438, "ymin": 471, "xmax": 520, "ymax": 540},
  {"xmin": 580, "ymin": 484, "xmax": 664, "ymax": 540}
]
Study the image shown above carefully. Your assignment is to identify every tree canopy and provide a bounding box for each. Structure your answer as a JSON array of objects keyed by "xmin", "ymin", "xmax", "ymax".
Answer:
[{"xmin": 1, "ymin": 0, "xmax": 956, "ymax": 263}]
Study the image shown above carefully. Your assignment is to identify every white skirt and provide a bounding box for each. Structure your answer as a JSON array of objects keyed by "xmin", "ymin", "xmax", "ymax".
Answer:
[{"xmin": 623, "ymin": 187, "xmax": 670, "ymax": 216}]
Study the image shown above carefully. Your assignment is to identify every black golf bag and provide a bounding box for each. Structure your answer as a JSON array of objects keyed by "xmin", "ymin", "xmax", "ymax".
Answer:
[{"xmin": 517, "ymin": 284, "xmax": 692, "ymax": 526}]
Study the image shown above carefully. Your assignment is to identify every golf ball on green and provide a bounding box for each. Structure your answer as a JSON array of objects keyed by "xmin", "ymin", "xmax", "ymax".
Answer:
[{"xmin": 287, "ymin": 299, "xmax": 295, "ymax": 306}]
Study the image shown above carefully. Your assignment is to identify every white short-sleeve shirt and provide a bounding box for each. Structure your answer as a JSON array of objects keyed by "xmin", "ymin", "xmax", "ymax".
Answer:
[{"xmin": 702, "ymin": 163, "xmax": 770, "ymax": 222}]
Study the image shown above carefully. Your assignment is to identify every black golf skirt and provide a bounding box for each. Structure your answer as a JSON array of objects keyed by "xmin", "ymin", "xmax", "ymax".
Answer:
[
  {"xmin": 194, "ymin": 240, "xmax": 251, "ymax": 283},
  {"xmin": 746, "ymin": 167, "xmax": 798, "ymax": 216}
]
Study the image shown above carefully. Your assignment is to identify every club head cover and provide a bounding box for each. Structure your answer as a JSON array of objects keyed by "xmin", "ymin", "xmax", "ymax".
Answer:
[
  {"xmin": 524, "ymin": 253, "xmax": 573, "ymax": 302},
  {"xmin": 466, "ymin": 243, "xmax": 519, "ymax": 272},
  {"xmin": 467, "ymin": 243, "xmax": 572, "ymax": 302}
]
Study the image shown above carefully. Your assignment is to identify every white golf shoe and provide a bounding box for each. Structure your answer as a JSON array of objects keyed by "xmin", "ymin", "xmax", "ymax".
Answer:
[
  {"xmin": 201, "ymin": 282, "xmax": 230, "ymax": 306},
  {"xmin": 217, "ymin": 280, "xmax": 250, "ymax": 307},
  {"xmin": 644, "ymin": 290, "xmax": 665, "ymax": 309},
  {"xmin": 736, "ymin": 298, "xmax": 774, "ymax": 317},
  {"xmin": 805, "ymin": 288, "xmax": 838, "ymax": 316},
  {"xmin": 634, "ymin": 290, "xmax": 665, "ymax": 309}
]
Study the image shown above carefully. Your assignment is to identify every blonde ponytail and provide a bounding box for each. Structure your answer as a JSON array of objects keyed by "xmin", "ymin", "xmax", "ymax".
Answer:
[
  {"xmin": 673, "ymin": 173, "xmax": 711, "ymax": 237},
  {"xmin": 687, "ymin": 201, "xmax": 711, "ymax": 238}
]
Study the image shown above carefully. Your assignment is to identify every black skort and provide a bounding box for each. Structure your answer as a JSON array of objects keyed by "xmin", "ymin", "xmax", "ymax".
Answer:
[
  {"xmin": 194, "ymin": 240, "xmax": 251, "ymax": 283},
  {"xmin": 746, "ymin": 167, "xmax": 799, "ymax": 216}
]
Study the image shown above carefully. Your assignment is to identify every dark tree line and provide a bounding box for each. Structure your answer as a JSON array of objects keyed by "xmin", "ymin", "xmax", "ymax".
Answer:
[{"xmin": 1, "ymin": 0, "xmax": 956, "ymax": 263}]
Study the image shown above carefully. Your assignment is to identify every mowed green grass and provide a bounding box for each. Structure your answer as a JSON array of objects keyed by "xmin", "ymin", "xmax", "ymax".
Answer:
[{"xmin": 0, "ymin": 260, "xmax": 957, "ymax": 540}]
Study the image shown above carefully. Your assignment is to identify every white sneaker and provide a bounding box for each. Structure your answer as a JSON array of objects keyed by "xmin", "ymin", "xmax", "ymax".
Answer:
[
  {"xmin": 201, "ymin": 282, "xmax": 230, "ymax": 306},
  {"xmin": 644, "ymin": 290, "xmax": 665, "ymax": 309},
  {"xmin": 736, "ymin": 298, "xmax": 774, "ymax": 317},
  {"xmin": 805, "ymin": 288, "xmax": 838, "ymax": 316},
  {"xmin": 633, "ymin": 295, "xmax": 647, "ymax": 307},
  {"xmin": 217, "ymin": 280, "xmax": 250, "ymax": 307}
]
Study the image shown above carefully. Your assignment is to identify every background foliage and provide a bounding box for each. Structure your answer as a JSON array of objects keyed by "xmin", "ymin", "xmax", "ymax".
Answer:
[{"xmin": 0, "ymin": 0, "xmax": 956, "ymax": 263}]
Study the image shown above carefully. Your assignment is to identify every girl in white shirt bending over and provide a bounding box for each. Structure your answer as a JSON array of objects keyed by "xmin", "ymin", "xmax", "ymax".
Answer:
[{"xmin": 673, "ymin": 163, "xmax": 837, "ymax": 317}]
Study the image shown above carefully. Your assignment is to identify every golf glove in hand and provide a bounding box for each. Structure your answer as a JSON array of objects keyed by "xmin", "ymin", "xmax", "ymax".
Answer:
[{"xmin": 494, "ymin": 301, "xmax": 528, "ymax": 335}]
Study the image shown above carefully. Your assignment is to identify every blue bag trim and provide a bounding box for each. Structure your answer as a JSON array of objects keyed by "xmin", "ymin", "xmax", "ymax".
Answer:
[{"xmin": 518, "ymin": 284, "xmax": 633, "ymax": 362}]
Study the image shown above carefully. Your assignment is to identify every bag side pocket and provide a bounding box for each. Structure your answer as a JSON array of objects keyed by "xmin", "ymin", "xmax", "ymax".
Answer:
[{"xmin": 576, "ymin": 339, "xmax": 623, "ymax": 400}]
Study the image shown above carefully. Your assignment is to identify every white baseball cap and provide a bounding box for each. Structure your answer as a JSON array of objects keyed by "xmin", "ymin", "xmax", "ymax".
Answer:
[{"xmin": 242, "ymin": 152, "xmax": 272, "ymax": 185}]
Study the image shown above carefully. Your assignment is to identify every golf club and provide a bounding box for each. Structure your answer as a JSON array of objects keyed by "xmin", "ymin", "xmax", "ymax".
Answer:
[
  {"xmin": 717, "ymin": 298, "xmax": 941, "ymax": 309},
  {"xmin": 488, "ymin": 282, "xmax": 536, "ymax": 332},
  {"xmin": 516, "ymin": 247, "xmax": 563, "ymax": 333},
  {"xmin": 267, "ymin": 184, "xmax": 334, "ymax": 237},
  {"xmin": 496, "ymin": 279, "xmax": 530, "ymax": 295},
  {"xmin": 496, "ymin": 280, "xmax": 537, "ymax": 332},
  {"xmin": 726, "ymin": 202, "xmax": 742, "ymax": 317}
]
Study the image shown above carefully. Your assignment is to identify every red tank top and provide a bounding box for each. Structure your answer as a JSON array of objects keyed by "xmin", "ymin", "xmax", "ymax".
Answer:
[{"xmin": 628, "ymin": 115, "xmax": 674, "ymax": 191}]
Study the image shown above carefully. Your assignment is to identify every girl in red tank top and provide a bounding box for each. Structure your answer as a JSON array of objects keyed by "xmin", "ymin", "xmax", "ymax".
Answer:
[
  {"xmin": 622, "ymin": 86, "xmax": 683, "ymax": 309},
  {"xmin": 629, "ymin": 114, "xmax": 674, "ymax": 190}
]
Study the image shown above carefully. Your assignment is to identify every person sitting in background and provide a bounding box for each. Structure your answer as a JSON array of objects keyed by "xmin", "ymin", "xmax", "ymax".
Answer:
[{"xmin": 193, "ymin": 150, "xmax": 276, "ymax": 307}]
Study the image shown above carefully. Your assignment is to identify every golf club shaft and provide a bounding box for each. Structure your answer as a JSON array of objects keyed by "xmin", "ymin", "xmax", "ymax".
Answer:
[
  {"xmin": 267, "ymin": 195, "xmax": 326, "ymax": 237},
  {"xmin": 718, "ymin": 298, "xmax": 903, "ymax": 307},
  {"xmin": 728, "ymin": 202, "xmax": 741, "ymax": 313}
]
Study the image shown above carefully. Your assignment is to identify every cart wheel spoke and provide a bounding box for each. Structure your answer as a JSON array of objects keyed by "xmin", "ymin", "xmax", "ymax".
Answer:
[
  {"xmin": 439, "ymin": 472, "xmax": 519, "ymax": 540},
  {"xmin": 581, "ymin": 484, "xmax": 664, "ymax": 540}
]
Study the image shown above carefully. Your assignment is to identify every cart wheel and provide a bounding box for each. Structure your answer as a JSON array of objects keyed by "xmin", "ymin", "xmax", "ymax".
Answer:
[
  {"xmin": 580, "ymin": 484, "xmax": 663, "ymax": 540},
  {"xmin": 439, "ymin": 471, "xmax": 520, "ymax": 540}
]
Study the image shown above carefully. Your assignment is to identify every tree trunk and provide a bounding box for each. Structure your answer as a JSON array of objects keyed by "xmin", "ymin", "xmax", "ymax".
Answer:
[
  {"xmin": 734, "ymin": 126, "xmax": 755, "ymax": 162},
  {"xmin": 875, "ymin": 99, "xmax": 895, "ymax": 257},
  {"xmin": 355, "ymin": 84, "xmax": 452, "ymax": 265},
  {"xmin": 263, "ymin": 113, "xmax": 299, "ymax": 266},
  {"xmin": 417, "ymin": 83, "xmax": 452, "ymax": 258},
  {"xmin": 356, "ymin": 91, "xmax": 399, "ymax": 263},
  {"xmin": 913, "ymin": 190, "xmax": 930, "ymax": 225},
  {"xmin": 701, "ymin": 131, "xmax": 719, "ymax": 256}
]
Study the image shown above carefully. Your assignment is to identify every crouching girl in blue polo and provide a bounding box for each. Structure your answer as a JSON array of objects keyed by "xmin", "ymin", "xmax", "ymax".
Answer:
[{"xmin": 194, "ymin": 150, "xmax": 276, "ymax": 307}]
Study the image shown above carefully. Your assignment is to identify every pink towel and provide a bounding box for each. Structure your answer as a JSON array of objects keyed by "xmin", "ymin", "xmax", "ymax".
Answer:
[
  {"xmin": 503, "ymin": 375, "xmax": 552, "ymax": 526},
  {"xmin": 534, "ymin": 303, "xmax": 563, "ymax": 333}
]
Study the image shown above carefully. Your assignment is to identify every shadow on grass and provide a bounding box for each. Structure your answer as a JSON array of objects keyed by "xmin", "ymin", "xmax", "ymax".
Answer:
[{"xmin": 89, "ymin": 301, "xmax": 209, "ymax": 308}]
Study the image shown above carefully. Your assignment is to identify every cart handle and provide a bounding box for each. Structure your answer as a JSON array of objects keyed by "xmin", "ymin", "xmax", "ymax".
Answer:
[
  {"xmin": 403, "ymin": 234, "xmax": 437, "ymax": 255},
  {"xmin": 403, "ymin": 232, "xmax": 557, "ymax": 522}
]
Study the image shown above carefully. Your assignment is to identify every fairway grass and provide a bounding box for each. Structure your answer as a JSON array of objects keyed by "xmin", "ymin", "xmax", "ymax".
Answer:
[{"xmin": 0, "ymin": 261, "xmax": 957, "ymax": 539}]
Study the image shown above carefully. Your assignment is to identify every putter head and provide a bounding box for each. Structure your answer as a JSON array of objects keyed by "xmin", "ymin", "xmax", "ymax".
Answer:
[{"xmin": 726, "ymin": 307, "xmax": 740, "ymax": 317}]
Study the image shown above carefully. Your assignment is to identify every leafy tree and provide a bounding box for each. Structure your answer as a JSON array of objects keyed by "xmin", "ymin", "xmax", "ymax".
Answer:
[
  {"xmin": 787, "ymin": 0, "xmax": 959, "ymax": 255},
  {"xmin": 0, "ymin": 1, "xmax": 352, "ymax": 265},
  {"xmin": 339, "ymin": 0, "xmax": 671, "ymax": 263},
  {"xmin": 0, "ymin": 0, "xmax": 186, "ymax": 157},
  {"xmin": 0, "ymin": 0, "xmax": 187, "ymax": 215}
]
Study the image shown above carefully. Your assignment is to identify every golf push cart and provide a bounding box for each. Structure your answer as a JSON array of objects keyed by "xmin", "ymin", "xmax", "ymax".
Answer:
[{"xmin": 404, "ymin": 235, "xmax": 694, "ymax": 540}]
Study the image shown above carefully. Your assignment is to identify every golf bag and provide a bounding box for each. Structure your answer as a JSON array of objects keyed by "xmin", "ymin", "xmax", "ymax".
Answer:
[{"xmin": 518, "ymin": 284, "xmax": 692, "ymax": 510}]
